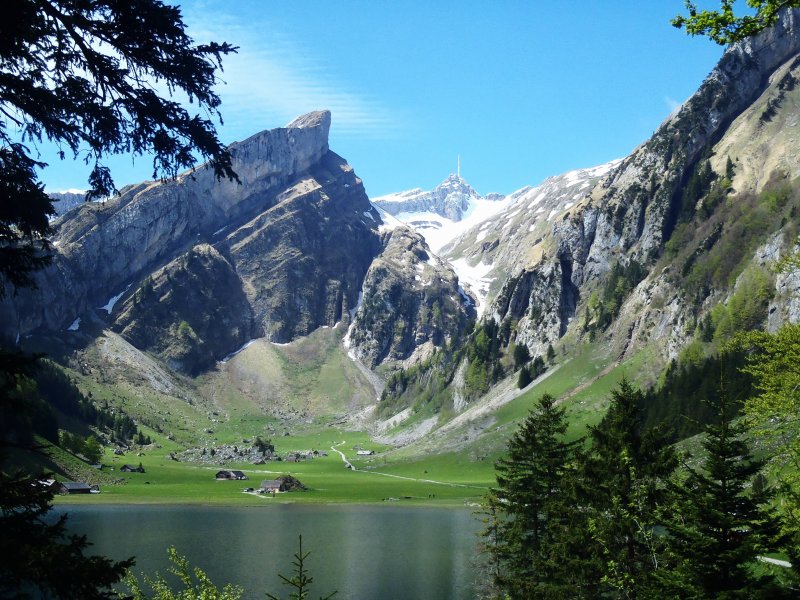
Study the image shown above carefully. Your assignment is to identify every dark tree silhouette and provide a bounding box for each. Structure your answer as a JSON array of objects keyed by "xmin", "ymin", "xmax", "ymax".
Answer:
[
  {"xmin": 0, "ymin": 2, "xmax": 237, "ymax": 597},
  {"xmin": 0, "ymin": 472, "xmax": 133, "ymax": 598},
  {"xmin": 0, "ymin": 0, "xmax": 238, "ymax": 292}
]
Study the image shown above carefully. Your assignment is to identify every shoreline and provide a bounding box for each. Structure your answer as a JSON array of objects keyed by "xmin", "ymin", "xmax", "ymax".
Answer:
[{"xmin": 52, "ymin": 497, "xmax": 483, "ymax": 510}]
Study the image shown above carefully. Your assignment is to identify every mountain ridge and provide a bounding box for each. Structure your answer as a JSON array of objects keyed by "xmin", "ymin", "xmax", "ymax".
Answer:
[{"xmin": 5, "ymin": 10, "xmax": 800, "ymax": 460}]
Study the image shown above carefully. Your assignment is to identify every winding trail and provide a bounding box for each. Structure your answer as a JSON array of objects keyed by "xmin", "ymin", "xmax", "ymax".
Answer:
[
  {"xmin": 331, "ymin": 442, "xmax": 353, "ymax": 470},
  {"xmin": 330, "ymin": 442, "xmax": 487, "ymax": 490}
]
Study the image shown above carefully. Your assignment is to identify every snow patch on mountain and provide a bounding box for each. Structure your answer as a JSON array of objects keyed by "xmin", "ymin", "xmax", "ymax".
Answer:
[
  {"xmin": 99, "ymin": 284, "xmax": 133, "ymax": 314},
  {"xmin": 372, "ymin": 174, "xmax": 510, "ymax": 253},
  {"xmin": 394, "ymin": 195, "xmax": 513, "ymax": 253},
  {"xmin": 373, "ymin": 159, "xmax": 623, "ymax": 319},
  {"xmin": 373, "ymin": 205, "xmax": 405, "ymax": 232},
  {"xmin": 450, "ymin": 258, "xmax": 494, "ymax": 318}
]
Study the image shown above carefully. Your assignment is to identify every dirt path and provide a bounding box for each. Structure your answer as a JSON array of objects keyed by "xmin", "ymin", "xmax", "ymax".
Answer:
[
  {"xmin": 330, "ymin": 442, "xmax": 353, "ymax": 470},
  {"xmin": 330, "ymin": 442, "xmax": 487, "ymax": 490}
]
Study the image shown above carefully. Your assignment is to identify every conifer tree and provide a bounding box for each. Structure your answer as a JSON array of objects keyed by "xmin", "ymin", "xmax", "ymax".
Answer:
[
  {"xmin": 659, "ymin": 388, "xmax": 782, "ymax": 598},
  {"xmin": 0, "ymin": 2, "xmax": 236, "ymax": 597},
  {"xmin": 482, "ymin": 393, "xmax": 578, "ymax": 599},
  {"xmin": 513, "ymin": 343, "xmax": 531, "ymax": 369},
  {"xmin": 0, "ymin": 472, "xmax": 133, "ymax": 598},
  {"xmin": 516, "ymin": 365, "xmax": 532, "ymax": 389},
  {"xmin": 577, "ymin": 378, "xmax": 677, "ymax": 598}
]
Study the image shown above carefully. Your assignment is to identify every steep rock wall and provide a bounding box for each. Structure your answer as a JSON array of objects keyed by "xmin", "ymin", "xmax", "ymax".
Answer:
[
  {"xmin": 3, "ymin": 111, "xmax": 334, "ymax": 338},
  {"xmin": 494, "ymin": 9, "xmax": 800, "ymax": 354},
  {"xmin": 346, "ymin": 226, "xmax": 476, "ymax": 367}
]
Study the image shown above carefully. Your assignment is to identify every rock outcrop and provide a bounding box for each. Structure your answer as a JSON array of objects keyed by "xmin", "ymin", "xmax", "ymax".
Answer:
[
  {"xmin": 489, "ymin": 9, "xmax": 800, "ymax": 358},
  {"xmin": 2, "ymin": 112, "xmax": 390, "ymax": 372},
  {"xmin": 48, "ymin": 191, "xmax": 86, "ymax": 218},
  {"xmin": 112, "ymin": 244, "xmax": 253, "ymax": 374},
  {"xmin": 373, "ymin": 174, "xmax": 491, "ymax": 222},
  {"xmin": 345, "ymin": 226, "xmax": 476, "ymax": 367}
]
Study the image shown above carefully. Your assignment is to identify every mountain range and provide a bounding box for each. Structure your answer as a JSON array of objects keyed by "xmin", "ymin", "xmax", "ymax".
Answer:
[{"xmin": 5, "ymin": 9, "xmax": 800, "ymax": 459}]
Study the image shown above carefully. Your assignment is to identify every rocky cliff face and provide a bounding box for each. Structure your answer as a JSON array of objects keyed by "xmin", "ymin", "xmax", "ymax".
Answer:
[
  {"xmin": 487, "ymin": 9, "xmax": 800, "ymax": 361},
  {"xmin": 112, "ymin": 244, "xmax": 253, "ymax": 374},
  {"xmin": 219, "ymin": 151, "xmax": 383, "ymax": 342},
  {"xmin": 440, "ymin": 162, "xmax": 620, "ymax": 319},
  {"xmin": 345, "ymin": 226, "xmax": 476, "ymax": 368},
  {"xmin": 48, "ymin": 191, "xmax": 86, "ymax": 218},
  {"xmin": 4, "ymin": 110, "xmax": 477, "ymax": 375},
  {"xmin": 4, "ymin": 112, "xmax": 338, "ymax": 338},
  {"xmin": 2, "ymin": 112, "xmax": 388, "ymax": 372}
]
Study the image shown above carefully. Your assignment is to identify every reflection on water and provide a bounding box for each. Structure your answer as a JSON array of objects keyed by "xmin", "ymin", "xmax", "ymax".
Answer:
[{"xmin": 58, "ymin": 504, "xmax": 481, "ymax": 600}]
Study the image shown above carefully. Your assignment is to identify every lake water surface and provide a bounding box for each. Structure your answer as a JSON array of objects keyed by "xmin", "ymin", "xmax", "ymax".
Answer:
[{"xmin": 58, "ymin": 504, "xmax": 482, "ymax": 599}]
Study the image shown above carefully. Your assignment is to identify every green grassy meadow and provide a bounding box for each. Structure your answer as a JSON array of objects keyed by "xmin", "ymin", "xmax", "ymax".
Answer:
[
  {"xmin": 51, "ymin": 334, "xmax": 660, "ymax": 509},
  {"xmin": 55, "ymin": 432, "xmax": 492, "ymax": 507}
]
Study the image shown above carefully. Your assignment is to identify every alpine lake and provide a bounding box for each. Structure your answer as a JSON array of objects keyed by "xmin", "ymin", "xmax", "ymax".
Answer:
[{"xmin": 58, "ymin": 504, "xmax": 482, "ymax": 600}]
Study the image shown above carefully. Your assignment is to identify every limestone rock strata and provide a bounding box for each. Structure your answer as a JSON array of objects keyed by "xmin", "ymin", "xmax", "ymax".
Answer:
[
  {"xmin": 4, "ymin": 112, "xmax": 386, "ymax": 370},
  {"xmin": 113, "ymin": 244, "xmax": 253, "ymax": 375},
  {"xmin": 346, "ymin": 226, "xmax": 476, "ymax": 367},
  {"xmin": 491, "ymin": 9, "xmax": 800, "ymax": 356}
]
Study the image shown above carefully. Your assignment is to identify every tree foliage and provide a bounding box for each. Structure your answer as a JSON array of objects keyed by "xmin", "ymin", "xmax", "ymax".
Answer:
[
  {"xmin": 640, "ymin": 349, "xmax": 752, "ymax": 441},
  {"xmin": 0, "ymin": 472, "xmax": 133, "ymax": 599},
  {"xmin": 512, "ymin": 343, "xmax": 530, "ymax": 369},
  {"xmin": 578, "ymin": 379, "xmax": 677, "ymax": 597},
  {"xmin": 483, "ymin": 382, "xmax": 683, "ymax": 598},
  {"xmin": 484, "ymin": 365, "xmax": 800, "ymax": 597},
  {"xmin": 736, "ymin": 324, "xmax": 800, "ymax": 573},
  {"xmin": 482, "ymin": 393, "xmax": 578, "ymax": 598},
  {"xmin": 464, "ymin": 319, "xmax": 505, "ymax": 398},
  {"xmin": 0, "ymin": 3, "xmax": 237, "ymax": 598},
  {"xmin": 124, "ymin": 547, "xmax": 243, "ymax": 600},
  {"xmin": 0, "ymin": 0, "xmax": 238, "ymax": 292},
  {"xmin": 673, "ymin": 1, "xmax": 800, "ymax": 45},
  {"xmin": 516, "ymin": 365, "xmax": 532, "ymax": 389},
  {"xmin": 583, "ymin": 261, "xmax": 646, "ymax": 335},
  {"xmin": 659, "ymin": 389, "xmax": 781, "ymax": 598}
]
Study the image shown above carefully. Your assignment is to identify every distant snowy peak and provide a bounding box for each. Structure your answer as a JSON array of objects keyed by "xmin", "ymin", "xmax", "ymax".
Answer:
[
  {"xmin": 373, "ymin": 174, "xmax": 493, "ymax": 223},
  {"xmin": 444, "ymin": 158, "xmax": 624, "ymax": 283}
]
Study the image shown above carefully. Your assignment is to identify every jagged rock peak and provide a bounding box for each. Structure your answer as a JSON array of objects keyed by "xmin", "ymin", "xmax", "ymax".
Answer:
[
  {"xmin": 0, "ymin": 110, "xmax": 369, "ymax": 343},
  {"xmin": 373, "ymin": 173, "xmax": 496, "ymax": 223},
  {"xmin": 225, "ymin": 110, "xmax": 331, "ymax": 176},
  {"xmin": 436, "ymin": 173, "xmax": 480, "ymax": 197},
  {"xmin": 286, "ymin": 110, "xmax": 332, "ymax": 131}
]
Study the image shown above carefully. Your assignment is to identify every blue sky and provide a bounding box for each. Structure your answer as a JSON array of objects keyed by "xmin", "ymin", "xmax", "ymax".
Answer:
[{"xmin": 41, "ymin": 1, "xmax": 725, "ymax": 198}]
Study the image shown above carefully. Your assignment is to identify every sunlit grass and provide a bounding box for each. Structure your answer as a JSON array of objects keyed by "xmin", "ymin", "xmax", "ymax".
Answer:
[{"xmin": 52, "ymin": 338, "xmax": 663, "ymax": 508}]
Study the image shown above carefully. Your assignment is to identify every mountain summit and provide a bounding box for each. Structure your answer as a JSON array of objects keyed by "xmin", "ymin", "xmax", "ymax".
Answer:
[
  {"xmin": 1, "ymin": 111, "xmax": 476, "ymax": 375},
  {"xmin": 372, "ymin": 174, "xmax": 507, "ymax": 253},
  {"xmin": 373, "ymin": 173, "xmax": 488, "ymax": 223}
]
